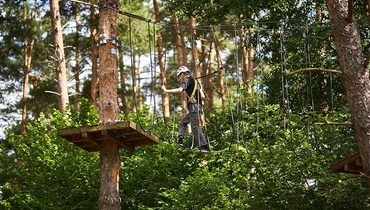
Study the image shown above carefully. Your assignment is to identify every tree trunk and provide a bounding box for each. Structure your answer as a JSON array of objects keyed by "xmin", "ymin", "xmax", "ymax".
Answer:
[
  {"xmin": 98, "ymin": 0, "xmax": 121, "ymax": 209},
  {"xmin": 246, "ymin": 45, "xmax": 255, "ymax": 106},
  {"xmin": 50, "ymin": 0, "xmax": 69, "ymax": 115},
  {"xmin": 174, "ymin": 14, "xmax": 185, "ymax": 67},
  {"xmin": 21, "ymin": 0, "xmax": 35, "ymax": 135},
  {"xmin": 316, "ymin": 3, "xmax": 323, "ymax": 23},
  {"xmin": 74, "ymin": 4, "xmax": 81, "ymax": 111},
  {"xmin": 174, "ymin": 14, "xmax": 187, "ymax": 116},
  {"xmin": 131, "ymin": 50, "xmax": 137, "ymax": 112},
  {"xmin": 189, "ymin": 15, "xmax": 200, "ymax": 78},
  {"xmin": 118, "ymin": 48, "xmax": 129, "ymax": 120},
  {"xmin": 240, "ymin": 27, "xmax": 254, "ymax": 107},
  {"xmin": 99, "ymin": 139, "xmax": 121, "ymax": 209},
  {"xmin": 90, "ymin": 2, "xmax": 98, "ymax": 109},
  {"xmin": 213, "ymin": 35, "xmax": 226, "ymax": 106},
  {"xmin": 137, "ymin": 55, "xmax": 142, "ymax": 109},
  {"xmin": 205, "ymin": 41, "xmax": 215, "ymax": 111},
  {"xmin": 153, "ymin": 0, "xmax": 170, "ymax": 120},
  {"xmin": 30, "ymin": 77, "xmax": 40, "ymax": 118},
  {"xmin": 368, "ymin": 0, "xmax": 370, "ymax": 24},
  {"xmin": 327, "ymin": 0, "xmax": 370, "ymax": 187},
  {"xmin": 218, "ymin": 63, "xmax": 226, "ymax": 106}
]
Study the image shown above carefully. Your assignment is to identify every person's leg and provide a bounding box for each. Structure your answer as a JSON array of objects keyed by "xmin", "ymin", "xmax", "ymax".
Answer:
[
  {"xmin": 177, "ymin": 113, "xmax": 190, "ymax": 146},
  {"xmin": 189, "ymin": 104, "xmax": 209, "ymax": 152}
]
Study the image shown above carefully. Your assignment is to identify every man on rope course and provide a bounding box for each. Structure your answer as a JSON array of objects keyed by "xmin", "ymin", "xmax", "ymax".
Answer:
[{"xmin": 161, "ymin": 66, "xmax": 211, "ymax": 154}]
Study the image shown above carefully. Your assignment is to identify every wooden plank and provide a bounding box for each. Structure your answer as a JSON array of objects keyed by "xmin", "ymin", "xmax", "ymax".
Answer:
[
  {"xmin": 58, "ymin": 127, "xmax": 82, "ymax": 136},
  {"xmin": 101, "ymin": 130, "xmax": 135, "ymax": 152},
  {"xmin": 331, "ymin": 153, "xmax": 360, "ymax": 172},
  {"xmin": 129, "ymin": 121, "xmax": 159, "ymax": 143},
  {"xmin": 81, "ymin": 132, "xmax": 99, "ymax": 146},
  {"xmin": 58, "ymin": 121, "xmax": 159, "ymax": 152},
  {"xmin": 331, "ymin": 152, "xmax": 363, "ymax": 173},
  {"xmin": 344, "ymin": 163, "xmax": 363, "ymax": 173},
  {"xmin": 356, "ymin": 158, "xmax": 363, "ymax": 166}
]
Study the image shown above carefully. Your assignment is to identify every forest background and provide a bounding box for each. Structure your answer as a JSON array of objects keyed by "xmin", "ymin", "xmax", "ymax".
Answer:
[{"xmin": 1, "ymin": 0, "xmax": 370, "ymax": 209}]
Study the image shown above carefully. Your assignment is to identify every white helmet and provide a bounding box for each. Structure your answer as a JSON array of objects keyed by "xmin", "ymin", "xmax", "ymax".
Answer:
[{"xmin": 176, "ymin": 66, "xmax": 190, "ymax": 76}]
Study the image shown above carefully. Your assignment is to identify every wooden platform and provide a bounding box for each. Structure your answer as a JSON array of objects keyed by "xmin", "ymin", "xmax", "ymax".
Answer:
[
  {"xmin": 331, "ymin": 152, "xmax": 363, "ymax": 174},
  {"xmin": 58, "ymin": 121, "xmax": 159, "ymax": 152}
]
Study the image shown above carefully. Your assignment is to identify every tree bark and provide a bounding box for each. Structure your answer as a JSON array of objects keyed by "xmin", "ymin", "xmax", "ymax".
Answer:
[
  {"xmin": 99, "ymin": 139, "xmax": 121, "ymax": 209},
  {"xmin": 174, "ymin": 14, "xmax": 185, "ymax": 67},
  {"xmin": 98, "ymin": 0, "xmax": 121, "ymax": 209},
  {"xmin": 213, "ymin": 35, "xmax": 226, "ymax": 106},
  {"xmin": 189, "ymin": 15, "xmax": 200, "ymax": 78},
  {"xmin": 90, "ymin": 1, "xmax": 99, "ymax": 109},
  {"xmin": 154, "ymin": 0, "xmax": 170, "ymax": 120},
  {"xmin": 327, "ymin": 0, "xmax": 370, "ymax": 187},
  {"xmin": 131, "ymin": 48, "xmax": 137, "ymax": 112},
  {"xmin": 368, "ymin": 0, "xmax": 370, "ymax": 24},
  {"xmin": 205, "ymin": 41, "xmax": 215, "ymax": 110},
  {"xmin": 137, "ymin": 55, "xmax": 143, "ymax": 108},
  {"xmin": 240, "ymin": 27, "xmax": 254, "ymax": 107},
  {"xmin": 50, "ymin": 0, "xmax": 69, "ymax": 115},
  {"xmin": 21, "ymin": 1, "xmax": 35, "ymax": 135},
  {"xmin": 174, "ymin": 14, "xmax": 187, "ymax": 116},
  {"xmin": 74, "ymin": 4, "xmax": 81, "ymax": 111},
  {"xmin": 118, "ymin": 48, "xmax": 129, "ymax": 120}
]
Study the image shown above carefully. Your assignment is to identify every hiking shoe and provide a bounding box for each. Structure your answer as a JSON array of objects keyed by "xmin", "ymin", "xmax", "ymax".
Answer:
[{"xmin": 194, "ymin": 145, "xmax": 210, "ymax": 154}]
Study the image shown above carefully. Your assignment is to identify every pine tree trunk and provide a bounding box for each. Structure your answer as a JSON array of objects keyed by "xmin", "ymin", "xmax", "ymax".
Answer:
[
  {"xmin": 246, "ymin": 45, "xmax": 255, "ymax": 106},
  {"xmin": 153, "ymin": 0, "xmax": 170, "ymax": 120},
  {"xmin": 90, "ymin": 2, "xmax": 98, "ymax": 109},
  {"xmin": 174, "ymin": 14, "xmax": 187, "ymax": 116},
  {"xmin": 21, "ymin": 6, "xmax": 29, "ymax": 136},
  {"xmin": 205, "ymin": 41, "xmax": 215, "ymax": 110},
  {"xmin": 118, "ymin": 47, "xmax": 129, "ymax": 120},
  {"xmin": 174, "ymin": 14, "xmax": 185, "ymax": 67},
  {"xmin": 131, "ymin": 50, "xmax": 137, "ymax": 112},
  {"xmin": 240, "ymin": 27, "xmax": 254, "ymax": 106},
  {"xmin": 50, "ymin": 0, "xmax": 69, "ymax": 114},
  {"xmin": 189, "ymin": 15, "xmax": 200, "ymax": 78},
  {"xmin": 327, "ymin": 0, "xmax": 370, "ymax": 188},
  {"xmin": 21, "ymin": 1, "xmax": 35, "ymax": 135},
  {"xmin": 213, "ymin": 35, "xmax": 226, "ymax": 107},
  {"xmin": 368, "ymin": 0, "xmax": 370, "ymax": 24},
  {"xmin": 137, "ymin": 55, "xmax": 142, "ymax": 108},
  {"xmin": 99, "ymin": 140, "xmax": 121, "ymax": 209},
  {"xmin": 74, "ymin": 5, "xmax": 81, "ymax": 111},
  {"xmin": 98, "ymin": 0, "xmax": 121, "ymax": 208}
]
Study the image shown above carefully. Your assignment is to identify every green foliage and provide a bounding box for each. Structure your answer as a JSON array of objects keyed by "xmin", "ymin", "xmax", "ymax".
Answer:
[
  {"xmin": 120, "ymin": 101, "xmax": 368, "ymax": 209},
  {"xmin": 0, "ymin": 101, "xmax": 100, "ymax": 209},
  {"xmin": 0, "ymin": 98, "xmax": 368, "ymax": 209},
  {"xmin": 64, "ymin": 98, "xmax": 99, "ymax": 127}
]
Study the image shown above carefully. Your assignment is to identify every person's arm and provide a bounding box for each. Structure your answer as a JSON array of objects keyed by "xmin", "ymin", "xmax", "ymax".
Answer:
[{"xmin": 162, "ymin": 85, "xmax": 183, "ymax": 93}]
